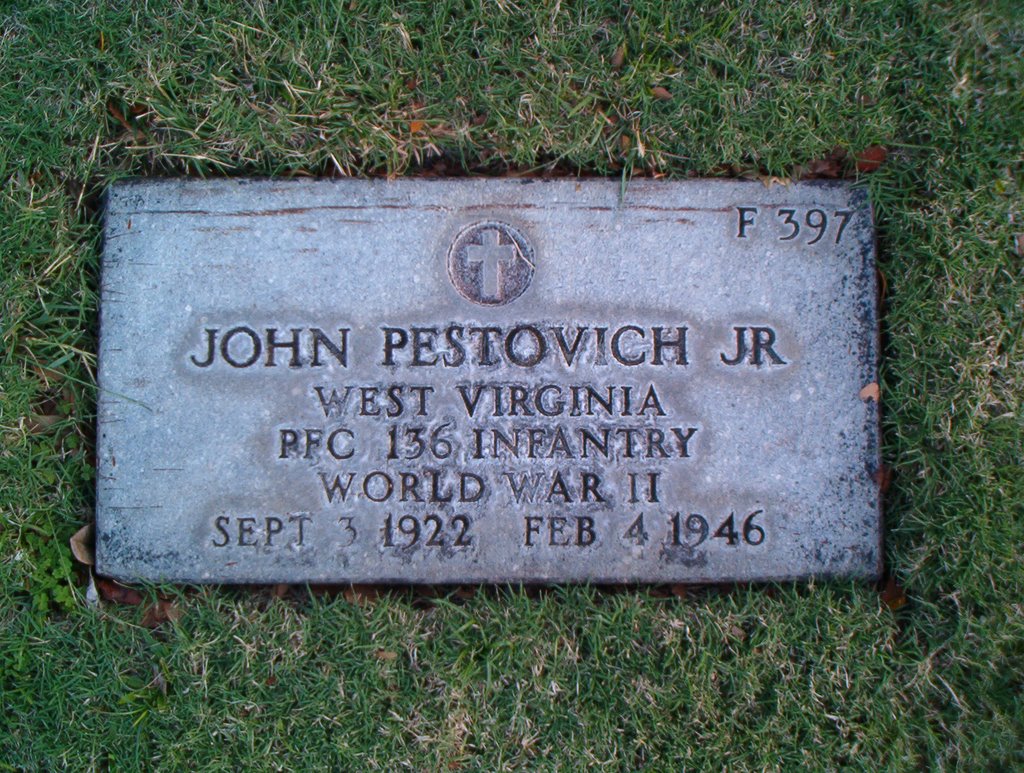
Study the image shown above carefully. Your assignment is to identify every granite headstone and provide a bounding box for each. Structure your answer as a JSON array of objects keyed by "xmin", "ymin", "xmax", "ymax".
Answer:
[{"xmin": 96, "ymin": 178, "xmax": 881, "ymax": 583}]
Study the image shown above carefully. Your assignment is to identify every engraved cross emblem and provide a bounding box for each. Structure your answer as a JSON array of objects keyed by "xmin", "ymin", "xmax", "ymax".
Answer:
[
  {"xmin": 448, "ymin": 220, "xmax": 535, "ymax": 306},
  {"xmin": 466, "ymin": 228, "xmax": 516, "ymax": 298}
]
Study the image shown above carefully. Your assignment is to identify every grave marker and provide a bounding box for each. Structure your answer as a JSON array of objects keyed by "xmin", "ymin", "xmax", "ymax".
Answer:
[{"xmin": 96, "ymin": 178, "xmax": 881, "ymax": 583}]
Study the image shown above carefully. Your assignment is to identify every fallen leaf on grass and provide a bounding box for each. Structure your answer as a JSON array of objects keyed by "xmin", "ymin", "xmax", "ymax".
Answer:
[
  {"xmin": 880, "ymin": 576, "xmax": 907, "ymax": 610},
  {"xmin": 106, "ymin": 99, "xmax": 147, "ymax": 142},
  {"xmin": 409, "ymin": 119, "xmax": 425, "ymax": 134},
  {"xmin": 669, "ymin": 583, "xmax": 688, "ymax": 599},
  {"xmin": 859, "ymin": 382, "xmax": 880, "ymax": 402},
  {"xmin": 141, "ymin": 599, "xmax": 182, "ymax": 628},
  {"xmin": 855, "ymin": 146, "xmax": 887, "ymax": 173},
  {"xmin": 651, "ymin": 86, "xmax": 672, "ymax": 100},
  {"xmin": 25, "ymin": 413, "xmax": 61, "ymax": 434},
  {"xmin": 874, "ymin": 465, "xmax": 893, "ymax": 494},
  {"xmin": 798, "ymin": 147, "xmax": 847, "ymax": 179},
  {"xmin": 96, "ymin": 577, "xmax": 144, "ymax": 605},
  {"xmin": 374, "ymin": 649, "xmax": 398, "ymax": 661},
  {"xmin": 610, "ymin": 44, "xmax": 625, "ymax": 70},
  {"xmin": 30, "ymin": 363, "xmax": 68, "ymax": 389},
  {"xmin": 25, "ymin": 364, "xmax": 79, "ymax": 441},
  {"xmin": 69, "ymin": 523, "xmax": 95, "ymax": 566},
  {"xmin": 106, "ymin": 99, "xmax": 133, "ymax": 131}
]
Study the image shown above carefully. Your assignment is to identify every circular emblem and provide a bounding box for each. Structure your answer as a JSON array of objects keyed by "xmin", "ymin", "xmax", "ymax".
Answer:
[{"xmin": 447, "ymin": 221, "xmax": 535, "ymax": 306}]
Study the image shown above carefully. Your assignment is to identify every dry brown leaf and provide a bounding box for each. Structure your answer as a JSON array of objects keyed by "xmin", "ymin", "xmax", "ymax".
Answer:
[
  {"xmin": 69, "ymin": 523, "xmax": 95, "ymax": 566},
  {"xmin": 651, "ymin": 86, "xmax": 672, "ymax": 100},
  {"xmin": 141, "ymin": 599, "xmax": 182, "ymax": 628},
  {"xmin": 669, "ymin": 583, "xmax": 688, "ymax": 598},
  {"xmin": 855, "ymin": 146, "xmax": 887, "ymax": 173},
  {"xmin": 106, "ymin": 99, "xmax": 133, "ymax": 132},
  {"xmin": 374, "ymin": 649, "xmax": 398, "ymax": 661},
  {"xmin": 106, "ymin": 99, "xmax": 147, "ymax": 142},
  {"xmin": 874, "ymin": 465, "xmax": 893, "ymax": 494},
  {"xmin": 799, "ymin": 147, "xmax": 847, "ymax": 179},
  {"xmin": 880, "ymin": 576, "xmax": 907, "ymax": 610},
  {"xmin": 859, "ymin": 382, "xmax": 880, "ymax": 402},
  {"xmin": 96, "ymin": 577, "xmax": 144, "ymax": 605},
  {"xmin": 31, "ymin": 364, "xmax": 66, "ymax": 388},
  {"xmin": 25, "ymin": 413, "xmax": 61, "ymax": 434},
  {"xmin": 611, "ymin": 45, "xmax": 625, "ymax": 70},
  {"xmin": 409, "ymin": 119, "xmax": 425, "ymax": 134}
]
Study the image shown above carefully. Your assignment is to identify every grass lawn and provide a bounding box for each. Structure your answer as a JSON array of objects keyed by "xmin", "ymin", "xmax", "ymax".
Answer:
[{"xmin": 2, "ymin": 0, "xmax": 1022, "ymax": 768}]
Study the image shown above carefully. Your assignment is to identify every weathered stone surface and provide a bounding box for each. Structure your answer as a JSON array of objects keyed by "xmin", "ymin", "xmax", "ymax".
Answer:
[{"xmin": 96, "ymin": 178, "xmax": 881, "ymax": 583}]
